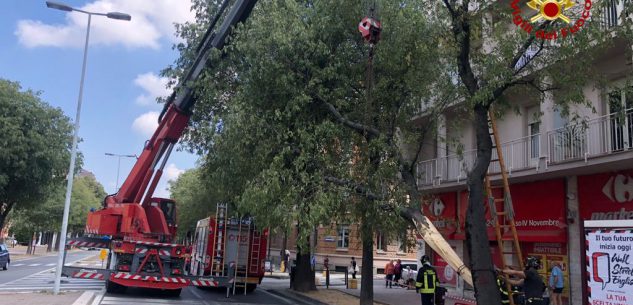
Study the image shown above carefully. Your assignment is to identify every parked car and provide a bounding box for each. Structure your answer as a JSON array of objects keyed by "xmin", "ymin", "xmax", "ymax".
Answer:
[{"xmin": 0, "ymin": 243, "xmax": 10, "ymax": 270}]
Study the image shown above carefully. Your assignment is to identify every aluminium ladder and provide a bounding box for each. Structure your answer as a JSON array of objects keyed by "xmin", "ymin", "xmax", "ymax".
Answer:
[
  {"xmin": 212, "ymin": 203, "xmax": 228, "ymax": 276},
  {"xmin": 484, "ymin": 109, "xmax": 525, "ymax": 305}
]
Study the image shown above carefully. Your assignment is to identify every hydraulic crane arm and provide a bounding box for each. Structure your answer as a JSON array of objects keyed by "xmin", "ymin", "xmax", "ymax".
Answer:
[{"xmin": 107, "ymin": 0, "xmax": 258, "ymax": 207}]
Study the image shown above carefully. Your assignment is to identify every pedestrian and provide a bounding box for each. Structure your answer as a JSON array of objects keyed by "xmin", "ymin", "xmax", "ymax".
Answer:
[
  {"xmin": 385, "ymin": 260, "xmax": 395, "ymax": 288},
  {"xmin": 503, "ymin": 256, "xmax": 546, "ymax": 305},
  {"xmin": 495, "ymin": 268, "xmax": 511, "ymax": 305},
  {"xmin": 349, "ymin": 257, "xmax": 358, "ymax": 279},
  {"xmin": 311, "ymin": 254, "xmax": 316, "ymax": 271},
  {"xmin": 549, "ymin": 261, "xmax": 564, "ymax": 305},
  {"xmin": 415, "ymin": 255, "xmax": 439, "ymax": 305},
  {"xmin": 394, "ymin": 259, "xmax": 402, "ymax": 287},
  {"xmin": 285, "ymin": 250, "xmax": 291, "ymax": 274}
]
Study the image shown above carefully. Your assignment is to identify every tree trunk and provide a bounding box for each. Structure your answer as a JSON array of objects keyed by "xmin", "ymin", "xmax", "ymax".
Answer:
[
  {"xmin": 0, "ymin": 202, "xmax": 14, "ymax": 236},
  {"xmin": 293, "ymin": 247, "xmax": 316, "ymax": 292},
  {"xmin": 359, "ymin": 214, "xmax": 374, "ymax": 305},
  {"xmin": 54, "ymin": 231, "xmax": 61, "ymax": 252},
  {"xmin": 466, "ymin": 104, "xmax": 502, "ymax": 305},
  {"xmin": 46, "ymin": 232, "xmax": 53, "ymax": 252}
]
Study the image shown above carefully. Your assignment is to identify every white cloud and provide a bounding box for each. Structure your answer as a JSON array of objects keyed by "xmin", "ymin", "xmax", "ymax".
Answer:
[
  {"xmin": 16, "ymin": 0, "xmax": 194, "ymax": 49},
  {"xmin": 164, "ymin": 163, "xmax": 185, "ymax": 181},
  {"xmin": 134, "ymin": 72, "xmax": 170, "ymax": 106},
  {"xmin": 131, "ymin": 111, "xmax": 159, "ymax": 137}
]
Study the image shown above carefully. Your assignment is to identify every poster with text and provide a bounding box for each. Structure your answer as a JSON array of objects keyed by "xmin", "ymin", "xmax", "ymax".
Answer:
[{"xmin": 586, "ymin": 229, "xmax": 633, "ymax": 305}]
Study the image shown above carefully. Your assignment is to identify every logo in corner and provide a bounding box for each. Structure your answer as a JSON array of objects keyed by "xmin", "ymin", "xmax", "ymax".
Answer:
[
  {"xmin": 510, "ymin": 0, "xmax": 593, "ymax": 40},
  {"xmin": 602, "ymin": 174, "xmax": 633, "ymax": 203}
]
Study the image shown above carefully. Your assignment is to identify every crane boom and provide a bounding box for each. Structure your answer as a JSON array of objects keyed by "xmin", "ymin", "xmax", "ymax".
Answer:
[{"xmin": 109, "ymin": 0, "xmax": 258, "ymax": 208}]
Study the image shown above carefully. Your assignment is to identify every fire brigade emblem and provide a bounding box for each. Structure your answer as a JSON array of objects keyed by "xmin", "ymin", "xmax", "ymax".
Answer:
[{"xmin": 527, "ymin": 0, "xmax": 575, "ymax": 23}]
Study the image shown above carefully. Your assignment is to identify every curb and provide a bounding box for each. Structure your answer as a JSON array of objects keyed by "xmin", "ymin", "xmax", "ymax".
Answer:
[
  {"xmin": 334, "ymin": 289, "xmax": 390, "ymax": 305},
  {"xmin": 266, "ymin": 289, "xmax": 329, "ymax": 305}
]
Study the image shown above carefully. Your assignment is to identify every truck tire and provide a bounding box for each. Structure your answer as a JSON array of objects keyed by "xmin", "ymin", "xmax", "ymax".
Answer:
[
  {"xmin": 105, "ymin": 280, "xmax": 126, "ymax": 294},
  {"xmin": 2, "ymin": 261, "xmax": 7, "ymax": 270},
  {"xmin": 246, "ymin": 283, "xmax": 257, "ymax": 293}
]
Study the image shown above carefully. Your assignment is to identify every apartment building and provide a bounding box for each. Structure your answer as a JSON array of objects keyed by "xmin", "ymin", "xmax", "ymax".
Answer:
[
  {"xmin": 413, "ymin": 3, "xmax": 631, "ymax": 303},
  {"xmin": 268, "ymin": 224, "xmax": 421, "ymax": 275}
]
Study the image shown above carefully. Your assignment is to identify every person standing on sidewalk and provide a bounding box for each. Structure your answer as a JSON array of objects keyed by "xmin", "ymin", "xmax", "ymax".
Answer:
[
  {"xmin": 349, "ymin": 257, "xmax": 358, "ymax": 279},
  {"xmin": 416, "ymin": 255, "xmax": 439, "ymax": 305},
  {"xmin": 385, "ymin": 260, "xmax": 395, "ymax": 288},
  {"xmin": 549, "ymin": 261, "xmax": 564, "ymax": 305},
  {"xmin": 394, "ymin": 259, "xmax": 402, "ymax": 287}
]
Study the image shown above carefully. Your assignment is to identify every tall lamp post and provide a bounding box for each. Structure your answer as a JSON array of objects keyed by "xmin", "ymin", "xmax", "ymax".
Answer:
[
  {"xmin": 46, "ymin": 1, "xmax": 131, "ymax": 295},
  {"xmin": 105, "ymin": 153, "xmax": 137, "ymax": 192}
]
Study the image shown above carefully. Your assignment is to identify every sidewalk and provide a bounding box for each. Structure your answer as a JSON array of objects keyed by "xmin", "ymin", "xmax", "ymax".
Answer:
[
  {"xmin": 8, "ymin": 245, "xmax": 58, "ymax": 260},
  {"xmin": 0, "ymin": 291, "xmax": 84, "ymax": 305}
]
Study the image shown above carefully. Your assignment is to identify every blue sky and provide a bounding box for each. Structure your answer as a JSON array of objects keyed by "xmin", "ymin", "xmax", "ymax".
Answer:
[{"xmin": 2, "ymin": 0, "xmax": 198, "ymax": 197}]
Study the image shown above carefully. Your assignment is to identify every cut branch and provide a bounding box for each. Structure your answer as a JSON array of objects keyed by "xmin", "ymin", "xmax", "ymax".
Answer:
[{"xmin": 316, "ymin": 96, "xmax": 381, "ymax": 139}]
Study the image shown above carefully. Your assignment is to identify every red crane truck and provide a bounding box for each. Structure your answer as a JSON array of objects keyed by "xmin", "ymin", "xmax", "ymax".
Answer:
[
  {"xmin": 189, "ymin": 203, "xmax": 268, "ymax": 293},
  {"xmin": 61, "ymin": 0, "xmax": 259, "ymax": 296}
]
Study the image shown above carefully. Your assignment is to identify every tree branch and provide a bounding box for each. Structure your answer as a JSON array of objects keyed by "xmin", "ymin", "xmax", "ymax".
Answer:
[
  {"xmin": 315, "ymin": 95, "xmax": 381, "ymax": 139},
  {"xmin": 323, "ymin": 176, "xmax": 384, "ymax": 201}
]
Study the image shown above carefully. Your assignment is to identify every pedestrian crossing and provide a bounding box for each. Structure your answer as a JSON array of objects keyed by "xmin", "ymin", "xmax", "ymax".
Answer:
[{"xmin": 0, "ymin": 270, "xmax": 104, "ymax": 291}]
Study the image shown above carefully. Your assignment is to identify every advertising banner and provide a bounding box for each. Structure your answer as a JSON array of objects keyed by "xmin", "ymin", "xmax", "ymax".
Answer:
[{"xmin": 586, "ymin": 229, "xmax": 633, "ymax": 305}]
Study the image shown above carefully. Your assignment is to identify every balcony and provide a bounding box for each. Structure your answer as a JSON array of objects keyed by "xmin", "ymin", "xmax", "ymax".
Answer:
[
  {"xmin": 600, "ymin": 0, "xmax": 630, "ymax": 29},
  {"xmin": 416, "ymin": 109, "xmax": 633, "ymax": 188}
]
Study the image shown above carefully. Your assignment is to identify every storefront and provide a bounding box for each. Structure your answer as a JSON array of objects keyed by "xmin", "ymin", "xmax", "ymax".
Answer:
[
  {"xmin": 578, "ymin": 170, "xmax": 633, "ymax": 305},
  {"xmin": 424, "ymin": 178, "xmax": 569, "ymax": 292}
]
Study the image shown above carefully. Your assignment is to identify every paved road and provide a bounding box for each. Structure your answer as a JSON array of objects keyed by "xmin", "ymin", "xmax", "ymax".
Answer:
[
  {"xmin": 95, "ymin": 278, "xmax": 304, "ymax": 305},
  {"xmin": 0, "ymin": 250, "xmax": 100, "ymax": 290}
]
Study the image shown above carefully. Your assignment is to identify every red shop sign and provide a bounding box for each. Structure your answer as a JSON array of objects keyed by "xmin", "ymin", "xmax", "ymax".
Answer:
[
  {"xmin": 457, "ymin": 179, "xmax": 567, "ymax": 242},
  {"xmin": 578, "ymin": 170, "xmax": 633, "ymax": 220},
  {"xmin": 421, "ymin": 193, "xmax": 458, "ymax": 236}
]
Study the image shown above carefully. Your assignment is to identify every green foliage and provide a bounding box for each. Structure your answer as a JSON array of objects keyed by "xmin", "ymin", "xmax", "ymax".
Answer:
[
  {"xmin": 168, "ymin": 168, "xmax": 220, "ymax": 240},
  {"xmin": 0, "ymin": 78, "xmax": 76, "ymax": 231}
]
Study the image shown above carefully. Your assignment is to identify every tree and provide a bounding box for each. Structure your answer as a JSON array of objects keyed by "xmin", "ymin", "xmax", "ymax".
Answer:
[
  {"xmin": 0, "ymin": 79, "xmax": 75, "ymax": 233},
  {"xmin": 168, "ymin": 168, "xmax": 220, "ymax": 241},
  {"xmin": 68, "ymin": 174, "xmax": 107, "ymax": 233},
  {"xmin": 167, "ymin": 0, "xmax": 447, "ymax": 301}
]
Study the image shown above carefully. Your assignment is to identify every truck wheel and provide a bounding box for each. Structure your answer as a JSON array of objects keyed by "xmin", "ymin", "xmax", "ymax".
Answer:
[
  {"xmin": 105, "ymin": 280, "xmax": 126, "ymax": 294},
  {"xmin": 246, "ymin": 284, "xmax": 257, "ymax": 293},
  {"xmin": 2, "ymin": 262, "xmax": 7, "ymax": 270}
]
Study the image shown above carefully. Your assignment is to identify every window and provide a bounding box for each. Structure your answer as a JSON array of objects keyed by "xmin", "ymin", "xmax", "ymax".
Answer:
[
  {"xmin": 376, "ymin": 232, "xmax": 387, "ymax": 251},
  {"xmin": 337, "ymin": 225, "xmax": 349, "ymax": 249},
  {"xmin": 529, "ymin": 122, "xmax": 540, "ymax": 159},
  {"xmin": 608, "ymin": 87, "xmax": 633, "ymax": 151}
]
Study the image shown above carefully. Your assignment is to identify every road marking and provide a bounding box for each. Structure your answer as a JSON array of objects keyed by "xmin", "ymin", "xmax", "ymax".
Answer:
[
  {"xmin": 46, "ymin": 263, "xmax": 56, "ymax": 266},
  {"xmin": 260, "ymin": 289, "xmax": 295, "ymax": 305},
  {"xmin": 28, "ymin": 263, "xmax": 41, "ymax": 266},
  {"xmin": 0, "ymin": 254, "xmax": 99, "ymax": 287},
  {"xmin": 11, "ymin": 264, "xmax": 24, "ymax": 267},
  {"xmin": 99, "ymin": 296, "xmax": 203, "ymax": 305}
]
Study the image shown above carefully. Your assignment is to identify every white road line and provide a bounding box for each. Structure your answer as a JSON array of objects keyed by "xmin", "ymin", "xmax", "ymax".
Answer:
[
  {"xmin": 27, "ymin": 263, "xmax": 42, "ymax": 266},
  {"xmin": 46, "ymin": 263, "xmax": 56, "ymax": 266},
  {"xmin": 11, "ymin": 263, "xmax": 24, "ymax": 267},
  {"xmin": 259, "ymin": 289, "xmax": 296, "ymax": 305},
  {"xmin": 0, "ymin": 255, "xmax": 99, "ymax": 286},
  {"xmin": 99, "ymin": 296, "xmax": 203, "ymax": 305}
]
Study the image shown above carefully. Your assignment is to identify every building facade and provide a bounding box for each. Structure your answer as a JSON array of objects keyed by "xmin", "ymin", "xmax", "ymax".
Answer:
[{"xmin": 412, "ymin": 4, "xmax": 632, "ymax": 303}]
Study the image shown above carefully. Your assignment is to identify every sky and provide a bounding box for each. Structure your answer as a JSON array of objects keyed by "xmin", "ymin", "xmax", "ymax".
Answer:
[{"xmin": 2, "ymin": 0, "xmax": 199, "ymax": 197}]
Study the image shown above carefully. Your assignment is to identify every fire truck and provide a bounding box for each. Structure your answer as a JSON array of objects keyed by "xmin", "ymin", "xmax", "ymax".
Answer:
[
  {"xmin": 189, "ymin": 203, "xmax": 268, "ymax": 293},
  {"xmin": 61, "ymin": 0, "xmax": 259, "ymax": 296}
]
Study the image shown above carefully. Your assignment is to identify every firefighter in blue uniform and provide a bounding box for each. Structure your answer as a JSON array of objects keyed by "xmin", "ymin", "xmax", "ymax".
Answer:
[{"xmin": 416, "ymin": 255, "xmax": 440, "ymax": 305}]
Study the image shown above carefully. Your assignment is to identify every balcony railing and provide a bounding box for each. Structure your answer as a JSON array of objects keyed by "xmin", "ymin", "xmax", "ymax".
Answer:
[
  {"xmin": 600, "ymin": 0, "xmax": 630, "ymax": 29},
  {"xmin": 416, "ymin": 134, "xmax": 540, "ymax": 186},
  {"xmin": 416, "ymin": 109, "xmax": 633, "ymax": 187},
  {"xmin": 548, "ymin": 109, "xmax": 633, "ymax": 163}
]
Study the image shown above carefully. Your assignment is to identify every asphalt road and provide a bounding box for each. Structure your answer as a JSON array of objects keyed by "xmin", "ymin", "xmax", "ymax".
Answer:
[
  {"xmin": 0, "ymin": 250, "xmax": 97, "ymax": 285},
  {"xmin": 96, "ymin": 278, "xmax": 306, "ymax": 305}
]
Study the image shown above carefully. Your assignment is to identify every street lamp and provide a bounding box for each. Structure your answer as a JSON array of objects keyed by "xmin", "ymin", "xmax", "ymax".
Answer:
[
  {"xmin": 105, "ymin": 153, "xmax": 137, "ymax": 192},
  {"xmin": 47, "ymin": 1, "xmax": 131, "ymax": 295}
]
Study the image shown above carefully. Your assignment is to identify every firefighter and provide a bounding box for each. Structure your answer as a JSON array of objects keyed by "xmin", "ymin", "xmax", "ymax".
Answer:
[
  {"xmin": 416, "ymin": 255, "xmax": 440, "ymax": 305},
  {"xmin": 503, "ymin": 256, "xmax": 546, "ymax": 305},
  {"xmin": 495, "ymin": 268, "xmax": 511, "ymax": 305}
]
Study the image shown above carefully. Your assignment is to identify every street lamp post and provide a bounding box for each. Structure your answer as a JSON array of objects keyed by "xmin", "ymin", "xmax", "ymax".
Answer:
[
  {"xmin": 46, "ymin": 1, "xmax": 131, "ymax": 295},
  {"xmin": 105, "ymin": 153, "xmax": 137, "ymax": 192}
]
